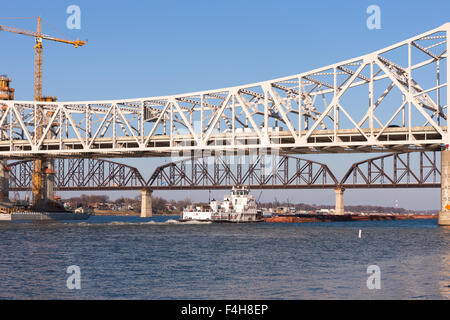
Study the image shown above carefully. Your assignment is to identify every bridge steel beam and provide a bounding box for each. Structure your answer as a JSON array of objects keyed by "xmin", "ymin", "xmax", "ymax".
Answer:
[
  {"xmin": 7, "ymin": 152, "xmax": 443, "ymax": 192},
  {"xmin": 146, "ymin": 155, "xmax": 339, "ymax": 190},
  {"xmin": 8, "ymin": 158, "xmax": 146, "ymax": 191},
  {"xmin": 0, "ymin": 24, "xmax": 449, "ymax": 159},
  {"xmin": 340, "ymin": 151, "xmax": 440, "ymax": 188}
]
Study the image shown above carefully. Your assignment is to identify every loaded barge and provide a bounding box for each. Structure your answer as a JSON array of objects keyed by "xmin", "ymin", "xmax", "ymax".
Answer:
[
  {"xmin": 0, "ymin": 211, "xmax": 91, "ymax": 221},
  {"xmin": 0, "ymin": 204, "xmax": 91, "ymax": 222},
  {"xmin": 264, "ymin": 213, "xmax": 437, "ymax": 223}
]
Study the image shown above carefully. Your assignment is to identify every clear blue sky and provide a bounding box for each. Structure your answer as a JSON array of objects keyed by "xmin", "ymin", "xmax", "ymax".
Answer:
[{"xmin": 1, "ymin": 0, "xmax": 448, "ymax": 209}]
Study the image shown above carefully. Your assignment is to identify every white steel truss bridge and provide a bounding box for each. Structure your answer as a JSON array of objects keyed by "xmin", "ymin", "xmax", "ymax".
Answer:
[{"xmin": 1, "ymin": 24, "xmax": 450, "ymax": 160}]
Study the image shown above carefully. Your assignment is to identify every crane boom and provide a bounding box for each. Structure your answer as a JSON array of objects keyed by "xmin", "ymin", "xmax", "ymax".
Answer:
[{"xmin": 0, "ymin": 24, "xmax": 86, "ymax": 47}]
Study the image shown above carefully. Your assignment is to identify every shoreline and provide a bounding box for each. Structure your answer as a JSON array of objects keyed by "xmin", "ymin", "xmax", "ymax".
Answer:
[{"xmin": 93, "ymin": 209, "xmax": 180, "ymax": 216}]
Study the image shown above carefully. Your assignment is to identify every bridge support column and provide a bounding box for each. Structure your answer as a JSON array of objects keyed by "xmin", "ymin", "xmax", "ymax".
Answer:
[
  {"xmin": 43, "ymin": 159, "xmax": 55, "ymax": 203},
  {"xmin": 334, "ymin": 187, "xmax": 345, "ymax": 215},
  {"xmin": 0, "ymin": 160, "xmax": 10, "ymax": 203},
  {"xmin": 439, "ymin": 150, "xmax": 450, "ymax": 226},
  {"xmin": 141, "ymin": 189, "xmax": 153, "ymax": 218}
]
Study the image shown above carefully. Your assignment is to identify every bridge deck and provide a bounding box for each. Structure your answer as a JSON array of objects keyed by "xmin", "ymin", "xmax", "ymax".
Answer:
[{"xmin": 0, "ymin": 126, "xmax": 443, "ymax": 159}]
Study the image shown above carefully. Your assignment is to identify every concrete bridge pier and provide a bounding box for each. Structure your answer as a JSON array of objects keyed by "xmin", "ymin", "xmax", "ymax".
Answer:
[
  {"xmin": 0, "ymin": 160, "xmax": 10, "ymax": 203},
  {"xmin": 141, "ymin": 188, "xmax": 153, "ymax": 218},
  {"xmin": 334, "ymin": 187, "xmax": 345, "ymax": 215},
  {"xmin": 439, "ymin": 150, "xmax": 450, "ymax": 226},
  {"xmin": 43, "ymin": 129, "xmax": 57, "ymax": 204},
  {"xmin": 43, "ymin": 159, "xmax": 55, "ymax": 203}
]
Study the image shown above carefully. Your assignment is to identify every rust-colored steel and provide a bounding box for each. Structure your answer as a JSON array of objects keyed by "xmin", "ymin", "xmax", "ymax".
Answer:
[
  {"xmin": 7, "ymin": 151, "xmax": 441, "ymax": 192},
  {"xmin": 146, "ymin": 155, "xmax": 339, "ymax": 190},
  {"xmin": 9, "ymin": 158, "xmax": 146, "ymax": 191},
  {"xmin": 340, "ymin": 151, "xmax": 440, "ymax": 188}
]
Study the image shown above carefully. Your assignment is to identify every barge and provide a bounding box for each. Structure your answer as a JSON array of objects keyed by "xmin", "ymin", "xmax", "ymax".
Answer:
[
  {"xmin": 0, "ymin": 207, "xmax": 91, "ymax": 222},
  {"xmin": 264, "ymin": 213, "xmax": 438, "ymax": 223}
]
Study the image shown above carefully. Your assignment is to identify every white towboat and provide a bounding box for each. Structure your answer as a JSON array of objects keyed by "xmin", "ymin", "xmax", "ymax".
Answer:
[{"xmin": 180, "ymin": 186, "xmax": 264, "ymax": 223}]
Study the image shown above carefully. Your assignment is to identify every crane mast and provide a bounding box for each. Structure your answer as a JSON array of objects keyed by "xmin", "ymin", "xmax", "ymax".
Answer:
[
  {"xmin": 33, "ymin": 17, "xmax": 44, "ymax": 209},
  {"xmin": 34, "ymin": 17, "xmax": 43, "ymax": 100}
]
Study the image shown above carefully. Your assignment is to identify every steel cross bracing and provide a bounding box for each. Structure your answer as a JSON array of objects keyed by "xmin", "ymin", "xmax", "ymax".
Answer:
[
  {"xmin": 145, "ymin": 152, "xmax": 441, "ymax": 189},
  {"xmin": 340, "ymin": 151, "xmax": 440, "ymax": 188},
  {"xmin": 9, "ymin": 158, "xmax": 145, "ymax": 191},
  {"xmin": 146, "ymin": 155, "xmax": 339, "ymax": 190},
  {"xmin": 8, "ymin": 156, "xmax": 338, "ymax": 190},
  {"xmin": 7, "ymin": 151, "xmax": 440, "ymax": 191},
  {"xmin": 0, "ymin": 24, "xmax": 450, "ymax": 159}
]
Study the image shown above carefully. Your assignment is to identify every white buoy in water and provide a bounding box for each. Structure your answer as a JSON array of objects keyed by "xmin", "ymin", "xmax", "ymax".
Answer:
[{"xmin": 358, "ymin": 229, "xmax": 362, "ymax": 239}]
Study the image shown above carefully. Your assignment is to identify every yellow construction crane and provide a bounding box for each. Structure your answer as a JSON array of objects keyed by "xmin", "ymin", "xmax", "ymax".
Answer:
[{"xmin": 0, "ymin": 17, "xmax": 86, "ymax": 208}]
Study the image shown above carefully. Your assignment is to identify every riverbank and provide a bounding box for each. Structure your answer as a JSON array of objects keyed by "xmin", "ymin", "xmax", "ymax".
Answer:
[{"xmin": 93, "ymin": 209, "xmax": 180, "ymax": 216}]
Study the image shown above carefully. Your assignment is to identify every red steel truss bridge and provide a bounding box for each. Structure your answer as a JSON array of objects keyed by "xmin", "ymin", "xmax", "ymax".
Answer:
[{"xmin": 7, "ymin": 151, "xmax": 440, "ymax": 191}]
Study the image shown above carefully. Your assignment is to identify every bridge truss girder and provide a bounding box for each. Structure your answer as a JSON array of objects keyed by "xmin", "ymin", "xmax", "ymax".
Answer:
[
  {"xmin": 147, "ymin": 155, "xmax": 339, "ymax": 190},
  {"xmin": 340, "ymin": 151, "xmax": 440, "ymax": 188},
  {"xmin": 9, "ymin": 158, "xmax": 146, "ymax": 191},
  {"xmin": 7, "ymin": 151, "xmax": 441, "ymax": 192}
]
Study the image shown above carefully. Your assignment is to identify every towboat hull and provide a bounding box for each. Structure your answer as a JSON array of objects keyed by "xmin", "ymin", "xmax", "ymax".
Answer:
[{"xmin": 178, "ymin": 218, "xmax": 264, "ymax": 223}]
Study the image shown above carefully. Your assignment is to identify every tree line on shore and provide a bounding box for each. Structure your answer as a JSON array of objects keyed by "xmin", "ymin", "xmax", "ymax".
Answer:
[
  {"xmin": 62, "ymin": 194, "xmax": 429, "ymax": 214},
  {"xmin": 63, "ymin": 194, "xmax": 192, "ymax": 213}
]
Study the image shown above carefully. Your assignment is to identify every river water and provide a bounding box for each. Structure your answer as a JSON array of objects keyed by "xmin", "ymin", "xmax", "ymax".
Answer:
[{"xmin": 0, "ymin": 216, "xmax": 449, "ymax": 299}]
